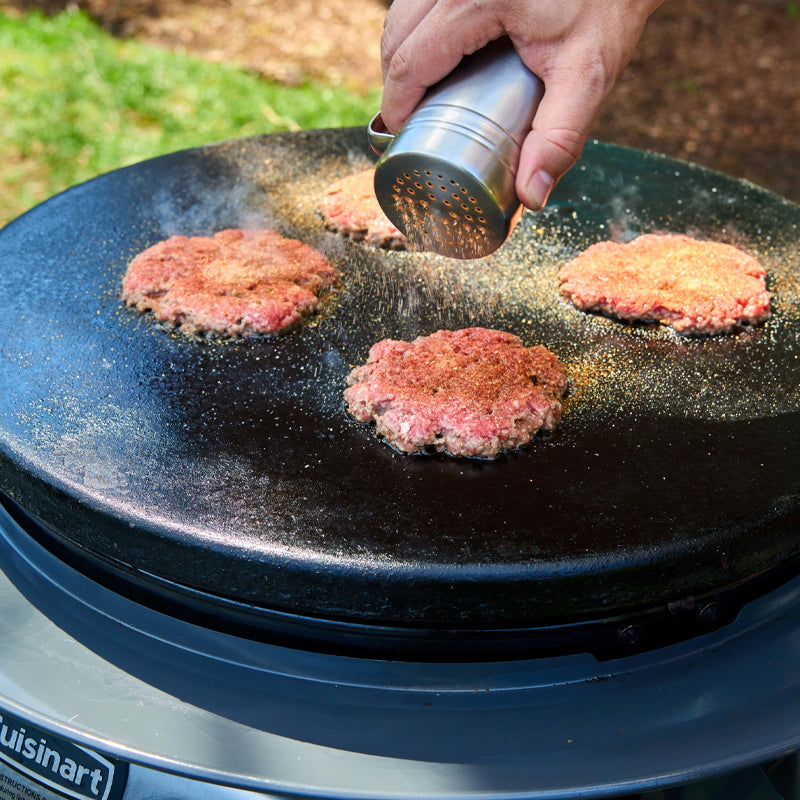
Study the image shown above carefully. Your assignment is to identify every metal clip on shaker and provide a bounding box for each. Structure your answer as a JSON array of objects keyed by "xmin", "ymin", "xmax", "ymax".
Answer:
[{"xmin": 368, "ymin": 38, "xmax": 544, "ymax": 260}]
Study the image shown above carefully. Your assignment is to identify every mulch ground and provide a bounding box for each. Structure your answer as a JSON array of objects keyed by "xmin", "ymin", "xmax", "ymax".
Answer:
[
  {"xmin": 9, "ymin": 0, "xmax": 800, "ymax": 202},
  {"xmin": 594, "ymin": 0, "xmax": 800, "ymax": 203}
]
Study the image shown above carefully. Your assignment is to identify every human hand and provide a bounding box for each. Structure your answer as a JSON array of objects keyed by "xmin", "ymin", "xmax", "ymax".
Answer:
[{"xmin": 380, "ymin": 0, "xmax": 665, "ymax": 210}]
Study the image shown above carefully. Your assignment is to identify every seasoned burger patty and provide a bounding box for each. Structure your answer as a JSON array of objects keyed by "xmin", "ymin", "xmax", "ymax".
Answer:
[
  {"xmin": 318, "ymin": 169, "xmax": 408, "ymax": 249},
  {"xmin": 121, "ymin": 228, "xmax": 337, "ymax": 336},
  {"xmin": 558, "ymin": 233, "xmax": 771, "ymax": 335},
  {"xmin": 345, "ymin": 327, "xmax": 568, "ymax": 459}
]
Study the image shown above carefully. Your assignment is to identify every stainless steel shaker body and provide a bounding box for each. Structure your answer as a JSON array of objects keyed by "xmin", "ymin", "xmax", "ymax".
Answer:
[{"xmin": 369, "ymin": 39, "xmax": 544, "ymax": 259}]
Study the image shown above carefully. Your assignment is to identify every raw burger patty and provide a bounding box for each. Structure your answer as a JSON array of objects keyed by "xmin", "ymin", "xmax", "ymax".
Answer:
[
  {"xmin": 558, "ymin": 233, "xmax": 770, "ymax": 335},
  {"xmin": 319, "ymin": 169, "xmax": 408, "ymax": 249},
  {"xmin": 345, "ymin": 327, "xmax": 568, "ymax": 459},
  {"xmin": 121, "ymin": 228, "xmax": 337, "ymax": 336}
]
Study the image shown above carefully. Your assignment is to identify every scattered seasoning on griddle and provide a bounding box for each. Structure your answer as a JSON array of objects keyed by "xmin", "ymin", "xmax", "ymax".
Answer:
[{"xmin": 239, "ymin": 146, "xmax": 800, "ymax": 428}]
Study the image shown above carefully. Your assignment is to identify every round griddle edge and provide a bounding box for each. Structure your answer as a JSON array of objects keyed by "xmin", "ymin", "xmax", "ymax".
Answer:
[{"xmin": 2, "ymin": 128, "xmax": 800, "ymax": 659}]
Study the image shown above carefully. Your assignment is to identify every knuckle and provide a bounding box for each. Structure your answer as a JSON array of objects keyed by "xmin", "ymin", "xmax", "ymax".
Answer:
[
  {"xmin": 380, "ymin": 37, "xmax": 395, "ymax": 76},
  {"xmin": 578, "ymin": 48, "xmax": 621, "ymax": 96},
  {"xmin": 380, "ymin": 25, "xmax": 402, "ymax": 76},
  {"xmin": 385, "ymin": 45, "xmax": 412, "ymax": 83},
  {"xmin": 543, "ymin": 127, "xmax": 586, "ymax": 166},
  {"xmin": 539, "ymin": 127, "xmax": 586, "ymax": 173}
]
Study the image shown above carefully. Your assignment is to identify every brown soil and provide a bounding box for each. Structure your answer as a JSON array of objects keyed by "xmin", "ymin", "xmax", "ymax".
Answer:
[
  {"xmin": 9, "ymin": 0, "xmax": 800, "ymax": 202},
  {"xmin": 595, "ymin": 0, "xmax": 800, "ymax": 203}
]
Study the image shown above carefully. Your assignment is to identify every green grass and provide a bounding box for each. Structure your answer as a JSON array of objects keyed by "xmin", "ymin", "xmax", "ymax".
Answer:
[{"xmin": 0, "ymin": 8, "xmax": 382, "ymax": 227}]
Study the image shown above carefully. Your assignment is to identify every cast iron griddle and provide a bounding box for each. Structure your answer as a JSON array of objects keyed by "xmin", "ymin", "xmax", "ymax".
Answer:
[{"xmin": 1, "ymin": 128, "xmax": 800, "ymax": 656}]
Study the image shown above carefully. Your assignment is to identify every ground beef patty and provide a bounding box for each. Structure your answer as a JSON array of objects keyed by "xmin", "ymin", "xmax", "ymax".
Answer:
[
  {"xmin": 558, "ymin": 233, "xmax": 770, "ymax": 335},
  {"xmin": 319, "ymin": 169, "xmax": 408, "ymax": 249},
  {"xmin": 121, "ymin": 228, "xmax": 337, "ymax": 336},
  {"xmin": 345, "ymin": 327, "xmax": 568, "ymax": 459}
]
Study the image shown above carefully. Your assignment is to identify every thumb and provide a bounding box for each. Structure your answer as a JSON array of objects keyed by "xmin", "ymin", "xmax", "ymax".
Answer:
[{"xmin": 515, "ymin": 69, "xmax": 607, "ymax": 210}]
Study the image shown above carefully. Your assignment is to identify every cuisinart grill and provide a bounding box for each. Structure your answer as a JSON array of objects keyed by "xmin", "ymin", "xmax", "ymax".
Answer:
[{"xmin": 2, "ymin": 128, "xmax": 800, "ymax": 799}]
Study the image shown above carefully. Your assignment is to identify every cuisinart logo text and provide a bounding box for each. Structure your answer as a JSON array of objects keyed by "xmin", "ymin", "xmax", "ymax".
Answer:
[{"xmin": 0, "ymin": 708, "xmax": 120, "ymax": 800}]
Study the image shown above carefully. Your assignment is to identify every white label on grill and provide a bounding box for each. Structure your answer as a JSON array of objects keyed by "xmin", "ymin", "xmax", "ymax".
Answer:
[{"xmin": 0, "ymin": 758, "xmax": 66, "ymax": 800}]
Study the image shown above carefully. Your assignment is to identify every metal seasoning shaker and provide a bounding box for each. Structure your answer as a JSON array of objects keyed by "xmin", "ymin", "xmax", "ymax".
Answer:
[{"xmin": 368, "ymin": 38, "xmax": 544, "ymax": 259}]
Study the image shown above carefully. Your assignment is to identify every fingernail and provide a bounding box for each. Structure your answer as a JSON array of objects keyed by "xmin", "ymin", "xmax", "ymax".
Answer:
[{"xmin": 527, "ymin": 170, "xmax": 555, "ymax": 210}]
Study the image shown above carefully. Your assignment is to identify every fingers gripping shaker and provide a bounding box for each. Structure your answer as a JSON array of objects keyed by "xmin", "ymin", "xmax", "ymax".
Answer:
[{"xmin": 368, "ymin": 39, "xmax": 544, "ymax": 259}]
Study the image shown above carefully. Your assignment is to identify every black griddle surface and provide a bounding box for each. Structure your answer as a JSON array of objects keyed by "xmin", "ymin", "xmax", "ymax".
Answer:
[{"xmin": 2, "ymin": 129, "xmax": 800, "ymax": 651}]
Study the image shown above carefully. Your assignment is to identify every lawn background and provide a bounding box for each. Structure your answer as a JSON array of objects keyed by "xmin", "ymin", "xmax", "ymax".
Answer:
[
  {"xmin": 0, "ymin": 8, "xmax": 381, "ymax": 227},
  {"xmin": 3, "ymin": 0, "xmax": 799, "ymax": 230}
]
